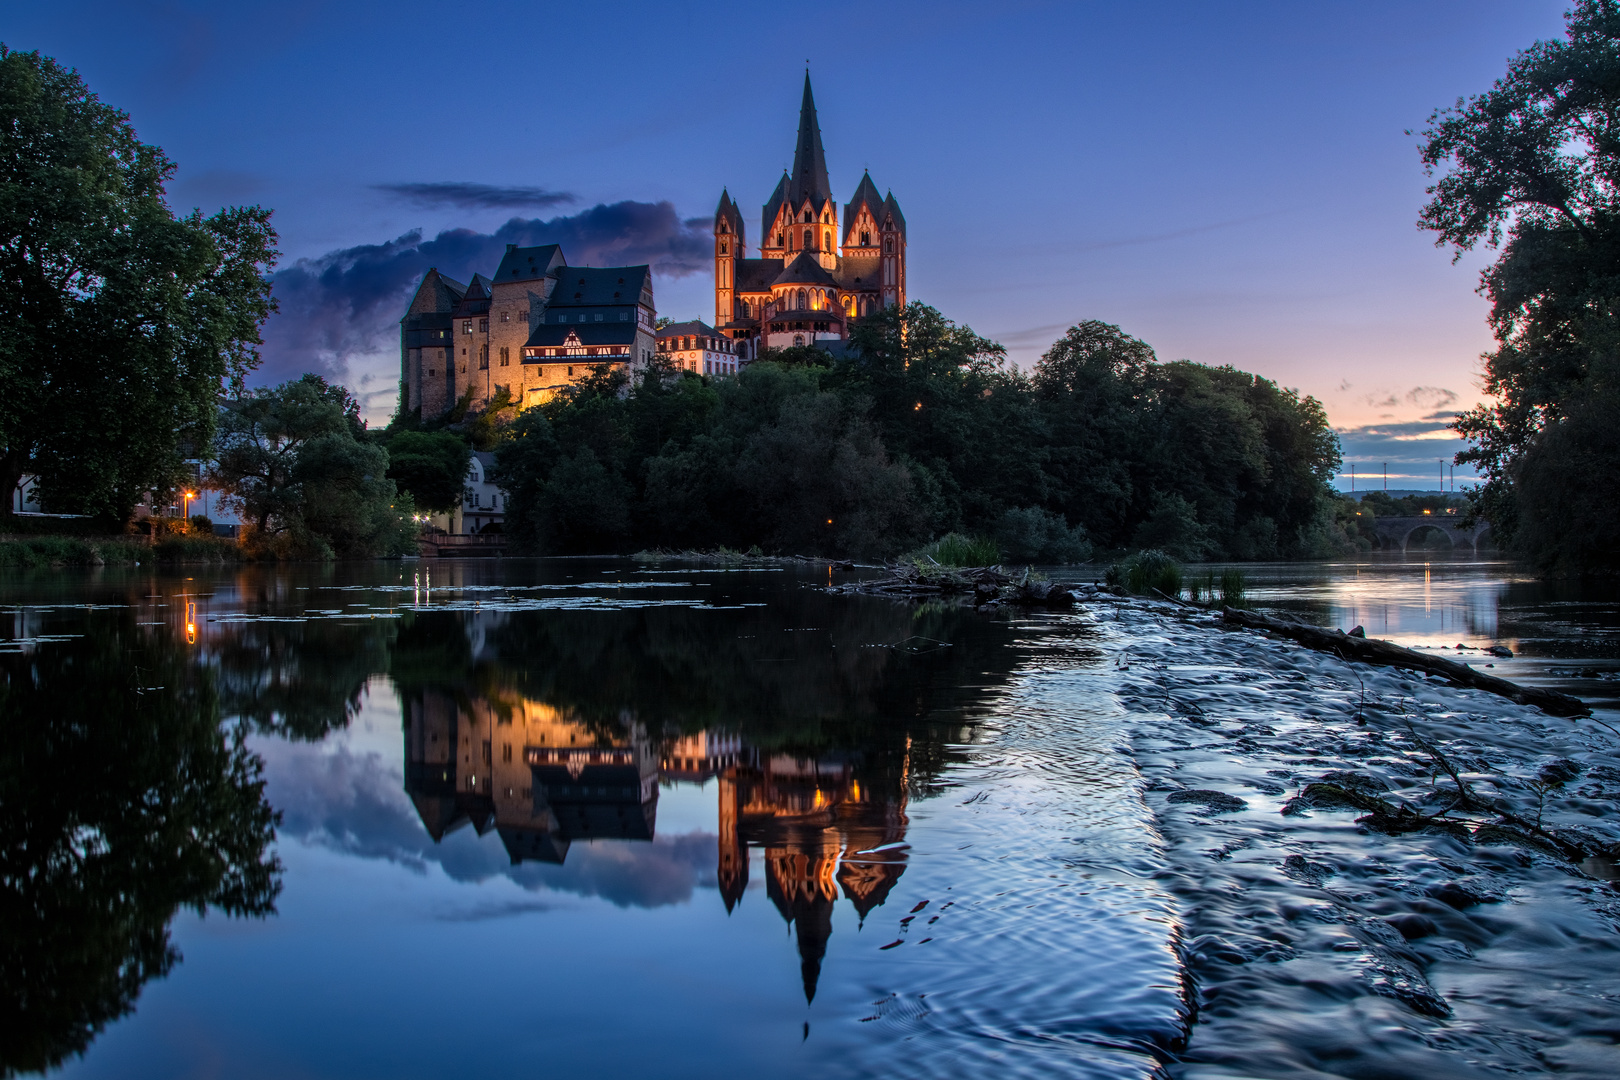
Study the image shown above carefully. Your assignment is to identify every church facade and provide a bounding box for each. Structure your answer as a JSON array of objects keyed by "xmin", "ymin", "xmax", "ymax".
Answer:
[{"xmin": 714, "ymin": 74, "xmax": 908, "ymax": 355}]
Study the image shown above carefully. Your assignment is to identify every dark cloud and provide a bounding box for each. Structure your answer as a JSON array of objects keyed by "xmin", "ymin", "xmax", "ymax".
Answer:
[
  {"xmin": 1405, "ymin": 385, "xmax": 1458, "ymax": 410},
  {"xmin": 373, "ymin": 182, "xmax": 578, "ymax": 211},
  {"xmin": 257, "ymin": 200, "xmax": 711, "ymax": 390}
]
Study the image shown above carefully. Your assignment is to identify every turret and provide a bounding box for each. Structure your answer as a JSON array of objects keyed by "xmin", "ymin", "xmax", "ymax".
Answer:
[
  {"xmin": 879, "ymin": 192, "xmax": 907, "ymax": 309},
  {"xmin": 715, "ymin": 189, "xmax": 745, "ymax": 326}
]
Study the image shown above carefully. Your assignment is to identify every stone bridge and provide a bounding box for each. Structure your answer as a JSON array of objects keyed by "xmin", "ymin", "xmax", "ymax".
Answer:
[{"xmin": 1367, "ymin": 515, "xmax": 1493, "ymax": 553}]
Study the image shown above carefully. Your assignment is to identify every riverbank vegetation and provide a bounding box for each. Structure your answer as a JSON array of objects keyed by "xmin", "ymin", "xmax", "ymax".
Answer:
[
  {"xmin": 494, "ymin": 306, "xmax": 1343, "ymax": 560},
  {"xmin": 1418, "ymin": 0, "xmax": 1620, "ymax": 574}
]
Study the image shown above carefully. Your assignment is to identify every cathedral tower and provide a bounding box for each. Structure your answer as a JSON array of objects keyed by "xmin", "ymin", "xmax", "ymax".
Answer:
[{"xmin": 714, "ymin": 190, "xmax": 744, "ymax": 328}]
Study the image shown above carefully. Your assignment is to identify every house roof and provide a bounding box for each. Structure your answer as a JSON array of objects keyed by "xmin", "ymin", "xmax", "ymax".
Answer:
[
  {"xmin": 658, "ymin": 320, "xmax": 721, "ymax": 340},
  {"xmin": 833, "ymin": 253, "xmax": 882, "ymax": 291},
  {"xmin": 547, "ymin": 265, "xmax": 652, "ymax": 308},
  {"xmin": 523, "ymin": 322, "xmax": 639, "ymax": 349},
  {"xmin": 493, "ymin": 244, "xmax": 565, "ymax": 284},
  {"xmin": 772, "ymin": 251, "xmax": 838, "ymax": 288},
  {"xmin": 735, "ymin": 258, "xmax": 781, "ymax": 293}
]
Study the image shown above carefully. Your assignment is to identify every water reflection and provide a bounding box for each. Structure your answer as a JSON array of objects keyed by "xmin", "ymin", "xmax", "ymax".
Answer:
[{"xmin": 0, "ymin": 610, "xmax": 280, "ymax": 1076}]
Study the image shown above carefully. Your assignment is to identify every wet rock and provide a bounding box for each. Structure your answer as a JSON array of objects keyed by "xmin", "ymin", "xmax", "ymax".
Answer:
[
  {"xmin": 1537, "ymin": 757, "xmax": 1584, "ymax": 788},
  {"xmin": 1425, "ymin": 881, "xmax": 1502, "ymax": 909},
  {"xmin": 1487, "ymin": 644, "xmax": 1514, "ymax": 658},
  {"xmin": 1383, "ymin": 913, "xmax": 1440, "ymax": 940},
  {"xmin": 1348, "ymin": 625, "xmax": 1366, "ymax": 638},
  {"xmin": 1166, "ymin": 789, "xmax": 1248, "ymax": 814},
  {"xmin": 1280, "ymin": 854, "xmax": 1335, "ymax": 884}
]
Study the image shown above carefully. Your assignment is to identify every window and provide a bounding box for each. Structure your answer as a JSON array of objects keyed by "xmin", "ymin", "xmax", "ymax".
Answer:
[
  {"xmin": 775, "ymin": 233, "xmax": 784, "ymax": 246},
  {"xmin": 720, "ymin": 241, "xmax": 729, "ymax": 255},
  {"xmin": 793, "ymin": 335, "xmax": 804, "ymax": 346},
  {"xmin": 500, "ymin": 346, "xmax": 510, "ymax": 366},
  {"xmin": 594, "ymin": 313, "xmax": 603, "ymax": 322},
  {"xmin": 501, "ymin": 311, "xmax": 510, "ymax": 323},
  {"xmin": 479, "ymin": 318, "xmax": 488, "ymax": 332},
  {"xmin": 803, "ymin": 209, "xmax": 812, "ymax": 223},
  {"xmin": 463, "ymin": 321, "xmax": 472, "ymax": 334},
  {"xmin": 619, "ymin": 312, "xmax": 629, "ymax": 321},
  {"xmin": 502, "ymin": 743, "xmax": 512, "ymax": 763},
  {"xmin": 479, "ymin": 344, "xmax": 489, "ymax": 370},
  {"xmin": 861, "ymin": 230, "xmax": 870, "ymax": 246},
  {"xmin": 797, "ymin": 288, "xmax": 807, "ymax": 310},
  {"xmin": 824, "ymin": 230, "xmax": 831, "ymax": 251},
  {"xmin": 804, "ymin": 228, "xmax": 813, "ymax": 249},
  {"xmin": 885, "ymin": 237, "xmax": 893, "ymax": 252}
]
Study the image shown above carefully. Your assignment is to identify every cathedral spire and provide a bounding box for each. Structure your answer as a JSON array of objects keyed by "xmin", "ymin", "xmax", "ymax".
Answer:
[{"xmin": 788, "ymin": 72, "xmax": 832, "ymax": 209}]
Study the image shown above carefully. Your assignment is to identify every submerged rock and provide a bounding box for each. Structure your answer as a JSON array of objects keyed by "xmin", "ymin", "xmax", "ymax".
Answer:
[{"xmin": 1166, "ymin": 789, "xmax": 1248, "ymax": 813}]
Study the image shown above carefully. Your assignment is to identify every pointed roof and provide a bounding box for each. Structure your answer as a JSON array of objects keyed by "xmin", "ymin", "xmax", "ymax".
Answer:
[
  {"xmin": 786, "ymin": 73, "xmax": 833, "ymax": 210},
  {"xmin": 771, "ymin": 251, "xmax": 838, "ymax": 288},
  {"xmin": 844, "ymin": 171, "xmax": 884, "ymax": 234},
  {"xmin": 715, "ymin": 189, "xmax": 745, "ymax": 240},
  {"xmin": 404, "ymin": 268, "xmax": 467, "ymax": 317},
  {"xmin": 761, "ymin": 172, "xmax": 788, "ymax": 240},
  {"xmin": 881, "ymin": 192, "xmax": 907, "ymax": 239}
]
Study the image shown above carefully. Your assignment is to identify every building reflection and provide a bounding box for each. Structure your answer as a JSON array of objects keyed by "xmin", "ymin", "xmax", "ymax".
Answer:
[{"xmin": 402, "ymin": 692, "xmax": 910, "ymax": 1000}]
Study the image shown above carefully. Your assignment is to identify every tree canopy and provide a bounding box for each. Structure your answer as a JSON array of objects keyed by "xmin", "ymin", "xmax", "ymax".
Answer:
[
  {"xmin": 0, "ymin": 46, "xmax": 277, "ymax": 522},
  {"xmin": 493, "ymin": 305, "xmax": 1342, "ymax": 561},
  {"xmin": 211, "ymin": 375, "xmax": 414, "ymax": 558},
  {"xmin": 1417, "ymin": 0, "xmax": 1620, "ymax": 571}
]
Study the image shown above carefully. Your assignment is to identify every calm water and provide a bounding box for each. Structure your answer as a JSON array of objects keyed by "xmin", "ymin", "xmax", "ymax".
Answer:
[{"xmin": 1, "ymin": 554, "xmax": 1616, "ymax": 1078}]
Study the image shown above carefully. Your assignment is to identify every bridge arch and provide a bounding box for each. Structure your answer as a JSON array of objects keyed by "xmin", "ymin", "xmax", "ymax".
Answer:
[{"xmin": 1400, "ymin": 523, "xmax": 1455, "ymax": 553}]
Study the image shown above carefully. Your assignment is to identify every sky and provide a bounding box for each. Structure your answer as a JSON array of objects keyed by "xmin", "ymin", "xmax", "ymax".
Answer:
[{"xmin": 4, "ymin": 0, "xmax": 1575, "ymax": 488}]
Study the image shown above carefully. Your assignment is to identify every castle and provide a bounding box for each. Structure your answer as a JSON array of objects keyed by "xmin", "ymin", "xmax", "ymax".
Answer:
[
  {"xmin": 400, "ymin": 248, "xmax": 657, "ymax": 418},
  {"xmin": 714, "ymin": 73, "xmax": 908, "ymax": 355},
  {"xmin": 399, "ymin": 73, "xmax": 905, "ymax": 419}
]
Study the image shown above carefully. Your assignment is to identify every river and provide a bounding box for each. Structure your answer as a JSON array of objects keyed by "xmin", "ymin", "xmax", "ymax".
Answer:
[{"xmin": 1, "ymin": 554, "xmax": 1616, "ymax": 1078}]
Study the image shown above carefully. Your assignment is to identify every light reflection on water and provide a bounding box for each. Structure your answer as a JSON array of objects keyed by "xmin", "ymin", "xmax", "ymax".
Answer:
[{"xmin": 4, "ymin": 555, "xmax": 1616, "ymax": 1078}]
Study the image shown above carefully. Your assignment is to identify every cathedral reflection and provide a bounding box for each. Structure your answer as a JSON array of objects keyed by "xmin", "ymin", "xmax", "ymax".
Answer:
[{"xmin": 402, "ymin": 692, "xmax": 910, "ymax": 1000}]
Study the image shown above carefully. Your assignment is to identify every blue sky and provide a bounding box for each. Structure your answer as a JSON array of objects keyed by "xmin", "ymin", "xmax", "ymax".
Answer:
[{"xmin": 5, "ymin": 0, "xmax": 1572, "ymax": 487}]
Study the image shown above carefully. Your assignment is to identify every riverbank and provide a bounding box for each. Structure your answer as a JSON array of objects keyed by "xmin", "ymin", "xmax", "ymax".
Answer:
[
  {"xmin": 1092, "ymin": 599, "xmax": 1620, "ymax": 1077},
  {"xmin": 0, "ymin": 533, "xmax": 242, "ymax": 567}
]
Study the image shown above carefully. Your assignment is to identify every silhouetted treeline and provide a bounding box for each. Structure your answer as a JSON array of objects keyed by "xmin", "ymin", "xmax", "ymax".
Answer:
[{"xmin": 494, "ymin": 306, "xmax": 1343, "ymax": 561}]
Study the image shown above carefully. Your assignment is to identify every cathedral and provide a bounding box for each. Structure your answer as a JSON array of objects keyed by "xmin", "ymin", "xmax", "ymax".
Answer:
[{"xmin": 714, "ymin": 74, "xmax": 908, "ymax": 355}]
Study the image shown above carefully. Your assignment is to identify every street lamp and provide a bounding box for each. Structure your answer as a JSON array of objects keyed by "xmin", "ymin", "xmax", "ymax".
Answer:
[{"xmin": 183, "ymin": 491, "xmax": 196, "ymax": 528}]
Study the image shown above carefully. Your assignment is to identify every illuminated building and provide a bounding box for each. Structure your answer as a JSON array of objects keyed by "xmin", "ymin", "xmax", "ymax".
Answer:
[{"xmin": 714, "ymin": 74, "xmax": 908, "ymax": 355}]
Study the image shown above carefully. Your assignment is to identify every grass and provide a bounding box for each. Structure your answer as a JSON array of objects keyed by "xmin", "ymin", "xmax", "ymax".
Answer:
[
  {"xmin": 1106, "ymin": 549, "xmax": 1184, "ymax": 597},
  {"xmin": 0, "ymin": 536, "xmax": 145, "ymax": 568},
  {"xmin": 908, "ymin": 533, "xmax": 1000, "ymax": 568},
  {"xmin": 152, "ymin": 534, "xmax": 243, "ymax": 563}
]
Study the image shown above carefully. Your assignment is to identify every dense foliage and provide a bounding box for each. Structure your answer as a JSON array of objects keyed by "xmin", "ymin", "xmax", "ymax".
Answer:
[
  {"xmin": 494, "ymin": 305, "xmax": 1341, "ymax": 561},
  {"xmin": 1418, "ymin": 0, "xmax": 1620, "ymax": 572},
  {"xmin": 0, "ymin": 47, "xmax": 276, "ymax": 523},
  {"xmin": 211, "ymin": 376, "xmax": 415, "ymax": 558}
]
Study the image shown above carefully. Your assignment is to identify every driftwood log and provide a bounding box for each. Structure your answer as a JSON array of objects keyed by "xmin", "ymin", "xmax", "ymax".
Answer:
[
  {"xmin": 1222, "ymin": 606, "xmax": 1591, "ymax": 718},
  {"xmin": 825, "ymin": 563, "xmax": 1080, "ymax": 607}
]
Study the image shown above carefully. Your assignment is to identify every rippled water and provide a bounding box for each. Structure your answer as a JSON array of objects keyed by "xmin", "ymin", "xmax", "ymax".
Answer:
[{"xmin": 3, "ymin": 555, "xmax": 1617, "ymax": 1078}]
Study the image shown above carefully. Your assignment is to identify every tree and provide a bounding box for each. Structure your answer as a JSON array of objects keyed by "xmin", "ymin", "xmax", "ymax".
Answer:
[
  {"xmin": 1417, "ymin": 1, "xmax": 1620, "ymax": 568},
  {"xmin": 384, "ymin": 430, "xmax": 471, "ymax": 512},
  {"xmin": 0, "ymin": 47, "xmax": 276, "ymax": 522},
  {"xmin": 212, "ymin": 376, "xmax": 413, "ymax": 557}
]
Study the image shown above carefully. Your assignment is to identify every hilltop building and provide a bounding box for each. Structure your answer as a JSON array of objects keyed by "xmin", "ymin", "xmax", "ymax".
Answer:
[
  {"xmin": 657, "ymin": 320, "xmax": 740, "ymax": 375},
  {"xmin": 400, "ymin": 246, "xmax": 657, "ymax": 419},
  {"xmin": 713, "ymin": 74, "xmax": 908, "ymax": 356}
]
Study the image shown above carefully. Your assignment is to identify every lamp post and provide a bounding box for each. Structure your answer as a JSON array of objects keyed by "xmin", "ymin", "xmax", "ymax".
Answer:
[{"xmin": 183, "ymin": 490, "xmax": 196, "ymax": 528}]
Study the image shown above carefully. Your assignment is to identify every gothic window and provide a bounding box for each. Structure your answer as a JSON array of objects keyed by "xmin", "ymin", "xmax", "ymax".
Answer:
[
  {"xmin": 861, "ymin": 230, "xmax": 870, "ymax": 246},
  {"xmin": 720, "ymin": 222, "xmax": 729, "ymax": 234},
  {"xmin": 479, "ymin": 344, "xmax": 489, "ymax": 369},
  {"xmin": 798, "ymin": 288, "xmax": 807, "ymax": 310},
  {"xmin": 741, "ymin": 301, "xmax": 750, "ymax": 317},
  {"xmin": 720, "ymin": 241, "xmax": 728, "ymax": 255},
  {"xmin": 500, "ymin": 346, "xmax": 510, "ymax": 367},
  {"xmin": 803, "ymin": 209, "xmax": 812, "ymax": 223},
  {"xmin": 885, "ymin": 237, "xmax": 894, "ymax": 252},
  {"xmin": 824, "ymin": 230, "xmax": 831, "ymax": 251},
  {"xmin": 794, "ymin": 335, "xmax": 804, "ymax": 347},
  {"xmin": 804, "ymin": 228, "xmax": 812, "ymax": 249}
]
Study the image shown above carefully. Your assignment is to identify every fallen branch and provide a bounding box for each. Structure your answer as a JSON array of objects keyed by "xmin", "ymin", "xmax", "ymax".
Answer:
[{"xmin": 1222, "ymin": 606, "xmax": 1590, "ymax": 718}]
